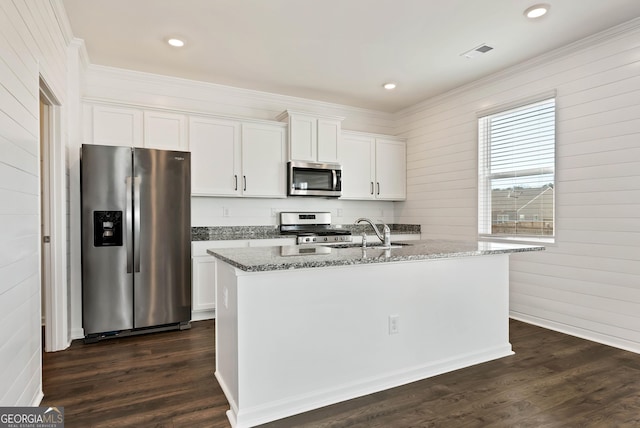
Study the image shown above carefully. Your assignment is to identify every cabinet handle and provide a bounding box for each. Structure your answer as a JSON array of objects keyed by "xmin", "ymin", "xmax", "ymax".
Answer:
[
  {"xmin": 234, "ymin": 175, "xmax": 238, "ymax": 191},
  {"xmin": 243, "ymin": 176, "xmax": 247, "ymax": 191},
  {"xmin": 370, "ymin": 182, "xmax": 374, "ymax": 195},
  {"xmin": 377, "ymin": 182, "xmax": 380, "ymax": 195}
]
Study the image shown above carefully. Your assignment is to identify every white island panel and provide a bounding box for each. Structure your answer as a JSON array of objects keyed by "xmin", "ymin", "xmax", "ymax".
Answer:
[{"xmin": 215, "ymin": 253, "xmax": 512, "ymax": 428}]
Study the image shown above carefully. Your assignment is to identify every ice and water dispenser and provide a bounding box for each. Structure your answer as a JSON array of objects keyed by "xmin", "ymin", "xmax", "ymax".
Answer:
[{"xmin": 93, "ymin": 211, "xmax": 123, "ymax": 247}]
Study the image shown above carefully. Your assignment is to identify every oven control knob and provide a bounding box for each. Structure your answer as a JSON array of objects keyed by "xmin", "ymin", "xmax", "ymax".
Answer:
[{"xmin": 323, "ymin": 237, "xmax": 328, "ymax": 242}]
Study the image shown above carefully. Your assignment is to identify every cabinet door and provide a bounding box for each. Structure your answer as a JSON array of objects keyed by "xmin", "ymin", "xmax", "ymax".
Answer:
[
  {"xmin": 317, "ymin": 119, "xmax": 341, "ymax": 163},
  {"xmin": 375, "ymin": 138, "xmax": 406, "ymax": 200},
  {"xmin": 241, "ymin": 123, "xmax": 287, "ymax": 198},
  {"xmin": 289, "ymin": 114, "xmax": 317, "ymax": 161},
  {"xmin": 143, "ymin": 111, "xmax": 187, "ymax": 150},
  {"xmin": 192, "ymin": 240, "xmax": 249, "ymax": 320},
  {"xmin": 192, "ymin": 255, "xmax": 217, "ymax": 317},
  {"xmin": 340, "ymin": 133, "xmax": 375, "ymax": 200},
  {"xmin": 189, "ymin": 117, "xmax": 241, "ymax": 196},
  {"xmin": 91, "ymin": 105, "xmax": 143, "ymax": 147}
]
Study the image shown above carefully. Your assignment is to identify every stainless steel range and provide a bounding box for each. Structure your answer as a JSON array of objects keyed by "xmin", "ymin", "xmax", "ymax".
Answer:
[{"xmin": 279, "ymin": 212, "xmax": 352, "ymax": 245}]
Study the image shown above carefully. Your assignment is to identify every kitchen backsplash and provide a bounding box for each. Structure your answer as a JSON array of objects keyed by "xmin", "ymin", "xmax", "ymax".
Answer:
[{"xmin": 191, "ymin": 196, "xmax": 397, "ymax": 227}]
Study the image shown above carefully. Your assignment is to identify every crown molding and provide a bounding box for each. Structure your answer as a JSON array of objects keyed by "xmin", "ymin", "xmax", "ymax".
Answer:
[
  {"xmin": 86, "ymin": 64, "xmax": 394, "ymax": 122},
  {"xmin": 395, "ymin": 17, "xmax": 640, "ymax": 119},
  {"xmin": 69, "ymin": 38, "xmax": 90, "ymax": 70}
]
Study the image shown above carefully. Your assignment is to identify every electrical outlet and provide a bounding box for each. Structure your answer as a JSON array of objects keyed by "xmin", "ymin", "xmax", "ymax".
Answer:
[
  {"xmin": 337, "ymin": 208, "xmax": 343, "ymax": 217},
  {"xmin": 389, "ymin": 315, "xmax": 399, "ymax": 335},
  {"xmin": 223, "ymin": 207, "xmax": 230, "ymax": 217},
  {"xmin": 271, "ymin": 208, "xmax": 278, "ymax": 217}
]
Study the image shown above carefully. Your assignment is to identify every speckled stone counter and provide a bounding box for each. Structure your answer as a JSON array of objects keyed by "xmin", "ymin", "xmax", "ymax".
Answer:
[
  {"xmin": 207, "ymin": 239, "xmax": 544, "ymax": 272},
  {"xmin": 191, "ymin": 224, "xmax": 421, "ymax": 241}
]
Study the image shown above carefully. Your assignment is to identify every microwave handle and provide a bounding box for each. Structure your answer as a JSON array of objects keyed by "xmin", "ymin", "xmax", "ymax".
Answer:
[{"xmin": 332, "ymin": 170, "xmax": 337, "ymax": 190}]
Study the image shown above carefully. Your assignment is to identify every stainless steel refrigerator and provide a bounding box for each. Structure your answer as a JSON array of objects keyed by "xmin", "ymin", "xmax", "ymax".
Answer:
[{"xmin": 81, "ymin": 144, "xmax": 191, "ymax": 341}]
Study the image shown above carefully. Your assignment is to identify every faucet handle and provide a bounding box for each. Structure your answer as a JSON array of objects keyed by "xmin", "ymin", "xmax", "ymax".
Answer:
[{"xmin": 378, "ymin": 220, "xmax": 391, "ymax": 232}]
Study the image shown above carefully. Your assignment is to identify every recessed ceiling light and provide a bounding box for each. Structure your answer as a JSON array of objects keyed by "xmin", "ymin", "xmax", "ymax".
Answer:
[
  {"xmin": 167, "ymin": 38, "xmax": 185, "ymax": 47},
  {"xmin": 383, "ymin": 82, "xmax": 397, "ymax": 90},
  {"xmin": 524, "ymin": 4, "xmax": 550, "ymax": 19}
]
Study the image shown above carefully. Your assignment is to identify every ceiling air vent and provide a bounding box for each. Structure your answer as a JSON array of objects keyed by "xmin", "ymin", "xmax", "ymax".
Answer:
[{"xmin": 461, "ymin": 44, "xmax": 494, "ymax": 59}]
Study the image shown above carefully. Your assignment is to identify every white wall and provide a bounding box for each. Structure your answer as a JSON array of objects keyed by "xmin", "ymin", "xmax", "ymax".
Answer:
[
  {"xmin": 0, "ymin": 0, "xmax": 74, "ymax": 406},
  {"xmin": 395, "ymin": 19, "xmax": 640, "ymax": 353}
]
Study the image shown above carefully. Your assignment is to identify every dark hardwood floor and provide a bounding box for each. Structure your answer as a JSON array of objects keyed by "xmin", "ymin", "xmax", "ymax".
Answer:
[{"xmin": 42, "ymin": 319, "xmax": 640, "ymax": 428}]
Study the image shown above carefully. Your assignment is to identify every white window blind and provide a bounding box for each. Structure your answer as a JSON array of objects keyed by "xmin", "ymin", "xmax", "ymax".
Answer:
[{"xmin": 478, "ymin": 97, "xmax": 555, "ymax": 239}]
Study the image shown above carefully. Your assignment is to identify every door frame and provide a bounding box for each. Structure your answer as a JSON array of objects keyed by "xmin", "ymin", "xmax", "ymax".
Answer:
[{"xmin": 40, "ymin": 78, "xmax": 69, "ymax": 352}]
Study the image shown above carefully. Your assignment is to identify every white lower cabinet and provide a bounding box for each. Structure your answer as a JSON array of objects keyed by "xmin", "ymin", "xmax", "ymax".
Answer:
[
  {"xmin": 191, "ymin": 238, "xmax": 295, "ymax": 320},
  {"xmin": 191, "ymin": 255, "xmax": 217, "ymax": 320},
  {"xmin": 191, "ymin": 240, "xmax": 249, "ymax": 321}
]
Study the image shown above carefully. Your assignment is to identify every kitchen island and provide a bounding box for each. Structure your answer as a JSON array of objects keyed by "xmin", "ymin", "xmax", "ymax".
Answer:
[{"xmin": 208, "ymin": 239, "xmax": 544, "ymax": 428}]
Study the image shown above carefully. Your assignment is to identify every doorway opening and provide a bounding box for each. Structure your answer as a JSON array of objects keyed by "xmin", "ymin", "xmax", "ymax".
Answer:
[{"xmin": 40, "ymin": 79, "xmax": 67, "ymax": 352}]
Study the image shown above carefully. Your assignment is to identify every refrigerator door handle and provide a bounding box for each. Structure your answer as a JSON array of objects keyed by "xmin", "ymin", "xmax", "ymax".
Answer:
[
  {"xmin": 125, "ymin": 176, "xmax": 133, "ymax": 273},
  {"xmin": 133, "ymin": 176, "xmax": 142, "ymax": 273}
]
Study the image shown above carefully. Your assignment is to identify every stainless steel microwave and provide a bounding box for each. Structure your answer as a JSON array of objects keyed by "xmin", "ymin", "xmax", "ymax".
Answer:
[{"xmin": 287, "ymin": 161, "xmax": 342, "ymax": 197}]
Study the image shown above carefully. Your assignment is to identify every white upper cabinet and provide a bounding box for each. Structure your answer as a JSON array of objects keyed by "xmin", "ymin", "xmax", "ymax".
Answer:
[
  {"xmin": 278, "ymin": 110, "xmax": 343, "ymax": 163},
  {"xmin": 289, "ymin": 113, "xmax": 317, "ymax": 161},
  {"xmin": 143, "ymin": 111, "xmax": 187, "ymax": 151},
  {"xmin": 375, "ymin": 138, "xmax": 406, "ymax": 200},
  {"xmin": 87, "ymin": 104, "xmax": 143, "ymax": 147},
  {"xmin": 190, "ymin": 116, "xmax": 242, "ymax": 196},
  {"xmin": 85, "ymin": 104, "xmax": 186, "ymax": 151},
  {"xmin": 241, "ymin": 122, "xmax": 287, "ymax": 198},
  {"xmin": 340, "ymin": 131, "xmax": 406, "ymax": 201},
  {"xmin": 189, "ymin": 117, "xmax": 287, "ymax": 198},
  {"xmin": 340, "ymin": 133, "xmax": 376, "ymax": 199},
  {"xmin": 317, "ymin": 118, "xmax": 341, "ymax": 162}
]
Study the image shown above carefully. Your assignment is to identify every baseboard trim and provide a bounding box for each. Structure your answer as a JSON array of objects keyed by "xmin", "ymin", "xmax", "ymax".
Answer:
[
  {"xmin": 510, "ymin": 312, "xmax": 640, "ymax": 355},
  {"xmin": 191, "ymin": 309, "xmax": 215, "ymax": 322},
  {"xmin": 71, "ymin": 327, "xmax": 84, "ymax": 341},
  {"xmin": 228, "ymin": 344, "xmax": 513, "ymax": 428},
  {"xmin": 31, "ymin": 389, "xmax": 44, "ymax": 407}
]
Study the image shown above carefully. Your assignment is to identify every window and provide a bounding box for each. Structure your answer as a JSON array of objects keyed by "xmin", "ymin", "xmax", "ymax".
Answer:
[{"xmin": 478, "ymin": 96, "xmax": 555, "ymax": 240}]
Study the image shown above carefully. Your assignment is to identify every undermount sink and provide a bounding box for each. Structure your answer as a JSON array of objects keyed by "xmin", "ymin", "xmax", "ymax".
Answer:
[{"xmin": 321, "ymin": 242, "xmax": 412, "ymax": 249}]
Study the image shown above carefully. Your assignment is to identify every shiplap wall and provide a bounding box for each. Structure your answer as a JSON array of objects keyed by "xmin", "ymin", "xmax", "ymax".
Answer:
[
  {"xmin": 0, "ymin": 0, "xmax": 71, "ymax": 406},
  {"xmin": 395, "ymin": 19, "xmax": 640, "ymax": 353}
]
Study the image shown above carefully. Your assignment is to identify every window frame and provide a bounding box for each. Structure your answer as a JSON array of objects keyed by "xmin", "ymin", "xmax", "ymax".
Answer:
[{"xmin": 477, "ymin": 92, "xmax": 557, "ymax": 244}]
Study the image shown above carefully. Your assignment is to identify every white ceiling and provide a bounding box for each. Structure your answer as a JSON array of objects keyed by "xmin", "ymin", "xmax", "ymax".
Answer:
[{"xmin": 62, "ymin": 0, "xmax": 640, "ymax": 113}]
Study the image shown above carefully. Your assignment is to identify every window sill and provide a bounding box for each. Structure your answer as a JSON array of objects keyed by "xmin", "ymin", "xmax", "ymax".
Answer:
[{"xmin": 479, "ymin": 235, "xmax": 555, "ymax": 246}]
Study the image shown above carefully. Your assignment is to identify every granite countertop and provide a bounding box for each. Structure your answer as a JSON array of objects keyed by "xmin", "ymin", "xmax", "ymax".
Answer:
[
  {"xmin": 206, "ymin": 239, "xmax": 545, "ymax": 272},
  {"xmin": 192, "ymin": 224, "xmax": 421, "ymax": 241}
]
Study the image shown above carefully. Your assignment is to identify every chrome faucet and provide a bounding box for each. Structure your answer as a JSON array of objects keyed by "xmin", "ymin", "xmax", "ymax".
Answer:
[{"xmin": 355, "ymin": 218, "xmax": 391, "ymax": 249}]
